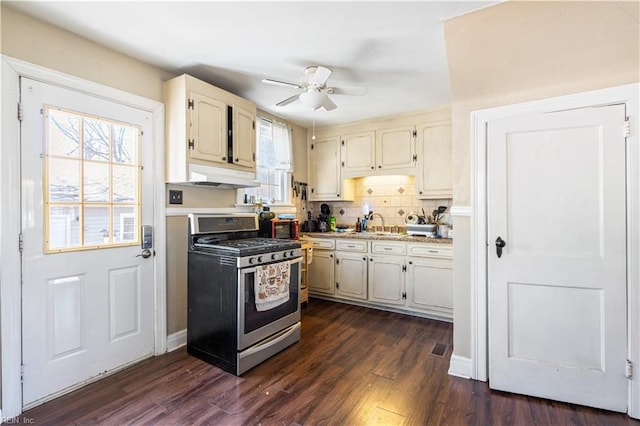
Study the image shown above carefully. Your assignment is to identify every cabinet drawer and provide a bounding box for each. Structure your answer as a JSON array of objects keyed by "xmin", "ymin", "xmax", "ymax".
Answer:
[
  {"xmin": 370, "ymin": 241, "xmax": 406, "ymax": 255},
  {"xmin": 309, "ymin": 239, "xmax": 335, "ymax": 250},
  {"xmin": 336, "ymin": 239, "xmax": 367, "ymax": 252},
  {"xmin": 407, "ymin": 243, "xmax": 453, "ymax": 259}
]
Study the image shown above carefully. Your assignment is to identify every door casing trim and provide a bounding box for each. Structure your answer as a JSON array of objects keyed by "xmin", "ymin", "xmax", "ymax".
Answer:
[
  {"xmin": 0, "ymin": 55, "xmax": 167, "ymax": 418},
  {"xmin": 470, "ymin": 82, "xmax": 640, "ymax": 418}
]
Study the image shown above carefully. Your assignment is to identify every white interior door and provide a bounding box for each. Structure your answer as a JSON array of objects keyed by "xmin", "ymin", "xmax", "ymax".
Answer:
[
  {"xmin": 487, "ymin": 104, "xmax": 628, "ymax": 411},
  {"xmin": 20, "ymin": 78, "xmax": 155, "ymax": 408}
]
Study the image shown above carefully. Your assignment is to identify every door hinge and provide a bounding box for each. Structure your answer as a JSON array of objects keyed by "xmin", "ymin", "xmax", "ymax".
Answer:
[
  {"xmin": 341, "ymin": 140, "xmax": 345, "ymax": 146},
  {"xmin": 341, "ymin": 161, "xmax": 345, "ymax": 167},
  {"xmin": 336, "ymin": 282, "xmax": 340, "ymax": 289},
  {"xmin": 252, "ymin": 120, "xmax": 255, "ymax": 130},
  {"xmin": 624, "ymin": 118, "xmax": 631, "ymax": 139},
  {"xmin": 310, "ymin": 144, "xmax": 314, "ymax": 150},
  {"xmin": 626, "ymin": 359, "xmax": 633, "ymax": 379},
  {"xmin": 412, "ymin": 129, "xmax": 417, "ymax": 138},
  {"xmin": 402, "ymin": 292, "xmax": 407, "ymax": 300},
  {"xmin": 253, "ymin": 152, "xmax": 256, "ymax": 161},
  {"xmin": 18, "ymin": 102, "xmax": 24, "ymax": 121},
  {"xmin": 188, "ymin": 139, "xmax": 195, "ymax": 149},
  {"xmin": 412, "ymin": 154, "xmax": 417, "ymax": 162},
  {"xmin": 21, "ymin": 364, "xmax": 24, "ymax": 383},
  {"xmin": 187, "ymin": 99, "xmax": 194, "ymax": 110},
  {"xmin": 19, "ymin": 233, "xmax": 24, "ymax": 254},
  {"xmin": 402, "ymin": 264, "xmax": 407, "ymax": 272}
]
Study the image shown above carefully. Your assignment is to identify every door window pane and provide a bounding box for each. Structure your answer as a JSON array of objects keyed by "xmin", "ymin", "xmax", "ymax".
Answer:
[{"xmin": 44, "ymin": 106, "xmax": 141, "ymax": 252}]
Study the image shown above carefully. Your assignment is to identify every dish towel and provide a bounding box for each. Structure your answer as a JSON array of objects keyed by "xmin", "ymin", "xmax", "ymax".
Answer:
[{"xmin": 255, "ymin": 260, "xmax": 291, "ymax": 311}]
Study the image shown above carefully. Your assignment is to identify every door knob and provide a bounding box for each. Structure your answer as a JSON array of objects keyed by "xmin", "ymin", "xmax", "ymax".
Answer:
[
  {"xmin": 495, "ymin": 237, "xmax": 506, "ymax": 258},
  {"xmin": 137, "ymin": 249, "xmax": 152, "ymax": 259}
]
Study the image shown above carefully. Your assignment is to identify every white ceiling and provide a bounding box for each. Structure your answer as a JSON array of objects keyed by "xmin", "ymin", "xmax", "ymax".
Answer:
[{"xmin": 8, "ymin": 1, "xmax": 499, "ymax": 128}]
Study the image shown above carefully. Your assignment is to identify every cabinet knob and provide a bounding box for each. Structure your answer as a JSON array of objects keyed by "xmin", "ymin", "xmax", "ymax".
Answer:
[
  {"xmin": 336, "ymin": 194, "xmax": 340, "ymax": 197},
  {"xmin": 371, "ymin": 166, "xmax": 374, "ymax": 169},
  {"xmin": 419, "ymin": 191, "xmax": 423, "ymax": 194},
  {"xmin": 222, "ymin": 157, "xmax": 227, "ymax": 161},
  {"xmin": 235, "ymin": 158, "xmax": 239, "ymax": 162},
  {"xmin": 378, "ymin": 165, "xmax": 382, "ymax": 169}
]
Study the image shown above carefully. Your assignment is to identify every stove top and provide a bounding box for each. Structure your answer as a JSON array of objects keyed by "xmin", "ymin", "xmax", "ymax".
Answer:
[{"xmin": 193, "ymin": 236, "xmax": 300, "ymax": 257}]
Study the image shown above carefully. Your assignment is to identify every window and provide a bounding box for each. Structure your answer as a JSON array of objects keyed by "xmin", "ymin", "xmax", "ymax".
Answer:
[
  {"xmin": 244, "ymin": 118, "xmax": 293, "ymax": 205},
  {"xmin": 44, "ymin": 106, "xmax": 141, "ymax": 252}
]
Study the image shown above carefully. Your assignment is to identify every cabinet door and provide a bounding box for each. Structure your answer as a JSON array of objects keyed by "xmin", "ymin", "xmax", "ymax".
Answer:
[
  {"xmin": 342, "ymin": 131, "xmax": 375, "ymax": 174},
  {"xmin": 232, "ymin": 105, "xmax": 256, "ymax": 169},
  {"xmin": 375, "ymin": 126, "xmax": 415, "ymax": 171},
  {"xmin": 189, "ymin": 91, "xmax": 227, "ymax": 164},
  {"xmin": 335, "ymin": 252, "xmax": 368, "ymax": 300},
  {"xmin": 309, "ymin": 136, "xmax": 341, "ymax": 200},
  {"xmin": 308, "ymin": 250, "xmax": 335, "ymax": 295},
  {"xmin": 416, "ymin": 122, "xmax": 452, "ymax": 199},
  {"xmin": 406, "ymin": 257, "xmax": 453, "ymax": 318},
  {"xmin": 368, "ymin": 256, "xmax": 405, "ymax": 305}
]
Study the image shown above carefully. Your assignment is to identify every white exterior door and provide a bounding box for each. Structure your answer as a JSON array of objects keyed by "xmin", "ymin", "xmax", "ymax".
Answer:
[
  {"xmin": 487, "ymin": 104, "xmax": 628, "ymax": 411},
  {"xmin": 20, "ymin": 78, "xmax": 155, "ymax": 408}
]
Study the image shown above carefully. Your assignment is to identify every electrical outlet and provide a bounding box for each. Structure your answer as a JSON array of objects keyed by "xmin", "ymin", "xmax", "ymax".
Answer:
[{"xmin": 169, "ymin": 189, "xmax": 183, "ymax": 205}]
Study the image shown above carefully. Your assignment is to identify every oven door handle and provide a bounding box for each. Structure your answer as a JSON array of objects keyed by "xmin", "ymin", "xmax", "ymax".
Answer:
[{"xmin": 241, "ymin": 256, "xmax": 303, "ymax": 276}]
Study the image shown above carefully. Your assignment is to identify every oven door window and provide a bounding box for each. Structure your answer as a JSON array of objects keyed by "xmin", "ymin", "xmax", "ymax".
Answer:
[{"xmin": 242, "ymin": 260, "xmax": 300, "ymax": 335}]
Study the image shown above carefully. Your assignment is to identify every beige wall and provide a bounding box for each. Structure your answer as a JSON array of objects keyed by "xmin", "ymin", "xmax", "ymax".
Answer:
[
  {"xmin": 1, "ymin": 4, "xmax": 309, "ymax": 337},
  {"xmin": 443, "ymin": 1, "xmax": 640, "ymax": 358}
]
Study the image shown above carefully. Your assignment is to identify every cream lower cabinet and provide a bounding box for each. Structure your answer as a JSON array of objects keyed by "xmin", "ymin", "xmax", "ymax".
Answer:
[
  {"xmin": 335, "ymin": 252, "xmax": 368, "ymax": 300},
  {"xmin": 334, "ymin": 239, "xmax": 368, "ymax": 301},
  {"xmin": 406, "ymin": 257, "xmax": 453, "ymax": 317},
  {"xmin": 306, "ymin": 238, "xmax": 336, "ymax": 295},
  {"xmin": 368, "ymin": 255, "xmax": 405, "ymax": 306},
  {"xmin": 368, "ymin": 240, "xmax": 407, "ymax": 306}
]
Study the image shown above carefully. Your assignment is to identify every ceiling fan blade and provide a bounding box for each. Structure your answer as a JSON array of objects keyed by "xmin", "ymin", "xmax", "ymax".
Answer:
[
  {"xmin": 322, "ymin": 96, "xmax": 337, "ymax": 111},
  {"xmin": 276, "ymin": 94, "xmax": 300, "ymax": 107},
  {"xmin": 262, "ymin": 78, "xmax": 302, "ymax": 89},
  {"xmin": 327, "ymin": 86, "xmax": 367, "ymax": 96},
  {"xmin": 309, "ymin": 66, "xmax": 332, "ymax": 86}
]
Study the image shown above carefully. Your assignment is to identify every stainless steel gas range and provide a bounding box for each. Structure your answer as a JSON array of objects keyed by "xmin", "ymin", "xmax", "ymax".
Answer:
[{"xmin": 187, "ymin": 213, "xmax": 302, "ymax": 375}]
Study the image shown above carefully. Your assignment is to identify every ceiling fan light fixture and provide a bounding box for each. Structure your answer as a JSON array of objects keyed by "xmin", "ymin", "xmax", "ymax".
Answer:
[{"xmin": 299, "ymin": 90, "xmax": 326, "ymax": 110}]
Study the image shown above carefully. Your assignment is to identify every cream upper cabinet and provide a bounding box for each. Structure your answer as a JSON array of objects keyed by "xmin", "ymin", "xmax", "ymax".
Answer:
[
  {"xmin": 375, "ymin": 125, "xmax": 416, "ymax": 171},
  {"xmin": 342, "ymin": 131, "xmax": 376, "ymax": 174},
  {"xmin": 415, "ymin": 121, "xmax": 452, "ymax": 199},
  {"xmin": 232, "ymin": 104, "xmax": 256, "ymax": 169},
  {"xmin": 308, "ymin": 135, "xmax": 354, "ymax": 201},
  {"xmin": 188, "ymin": 91, "xmax": 228, "ymax": 165},
  {"xmin": 164, "ymin": 74, "xmax": 256, "ymax": 183}
]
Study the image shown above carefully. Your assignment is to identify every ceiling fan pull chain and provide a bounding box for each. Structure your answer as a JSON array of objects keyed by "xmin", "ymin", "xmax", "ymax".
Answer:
[{"xmin": 312, "ymin": 111, "xmax": 316, "ymax": 140}]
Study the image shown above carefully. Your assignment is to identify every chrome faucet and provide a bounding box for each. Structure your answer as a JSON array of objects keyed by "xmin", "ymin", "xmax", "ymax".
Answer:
[{"xmin": 368, "ymin": 212, "xmax": 385, "ymax": 230}]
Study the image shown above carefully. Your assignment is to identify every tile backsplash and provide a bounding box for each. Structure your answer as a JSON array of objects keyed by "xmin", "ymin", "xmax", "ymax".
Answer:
[{"xmin": 306, "ymin": 175, "xmax": 452, "ymax": 229}]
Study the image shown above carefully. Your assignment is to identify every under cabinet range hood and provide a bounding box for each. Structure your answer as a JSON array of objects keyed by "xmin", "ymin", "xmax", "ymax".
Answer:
[{"xmin": 186, "ymin": 163, "xmax": 260, "ymax": 188}]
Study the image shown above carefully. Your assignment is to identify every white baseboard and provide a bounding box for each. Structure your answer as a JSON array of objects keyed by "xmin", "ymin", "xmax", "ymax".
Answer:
[
  {"xmin": 166, "ymin": 329, "xmax": 187, "ymax": 352},
  {"xmin": 448, "ymin": 353, "xmax": 472, "ymax": 379}
]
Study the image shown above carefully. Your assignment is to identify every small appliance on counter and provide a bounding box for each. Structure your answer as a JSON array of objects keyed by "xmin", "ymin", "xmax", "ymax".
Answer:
[{"xmin": 258, "ymin": 211, "xmax": 299, "ymax": 239}]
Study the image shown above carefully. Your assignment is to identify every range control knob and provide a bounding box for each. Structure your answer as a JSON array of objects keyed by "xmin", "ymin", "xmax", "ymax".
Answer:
[
  {"xmin": 290, "ymin": 250, "xmax": 296, "ymax": 257},
  {"xmin": 257, "ymin": 256, "xmax": 263, "ymax": 263},
  {"xmin": 271, "ymin": 253, "xmax": 278, "ymax": 260},
  {"xmin": 249, "ymin": 257, "xmax": 256, "ymax": 264},
  {"xmin": 283, "ymin": 251, "xmax": 288, "ymax": 258}
]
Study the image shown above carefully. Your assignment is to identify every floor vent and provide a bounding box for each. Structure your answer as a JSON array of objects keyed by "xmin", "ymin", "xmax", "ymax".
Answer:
[{"xmin": 431, "ymin": 342, "xmax": 448, "ymax": 357}]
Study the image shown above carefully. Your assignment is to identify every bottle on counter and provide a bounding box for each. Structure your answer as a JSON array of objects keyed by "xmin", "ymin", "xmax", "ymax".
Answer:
[
  {"xmin": 361, "ymin": 218, "xmax": 367, "ymax": 232},
  {"xmin": 329, "ymin": 214, "xmax": 336, "ymax": 232},
  {"xmin": 355, "ymin": 217, "xmax": 362, "ymax": 232}
]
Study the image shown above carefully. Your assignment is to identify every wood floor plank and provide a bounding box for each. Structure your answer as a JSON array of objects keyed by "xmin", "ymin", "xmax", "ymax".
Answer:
[{"xmin": 15, "ymin": 298, "xmax": 637, "ymax": 425}]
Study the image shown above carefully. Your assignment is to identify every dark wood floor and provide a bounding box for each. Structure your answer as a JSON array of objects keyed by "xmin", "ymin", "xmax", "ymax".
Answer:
[{"xmin": 18, "ymin": 299, "xmax": 638, "ymax": 425}]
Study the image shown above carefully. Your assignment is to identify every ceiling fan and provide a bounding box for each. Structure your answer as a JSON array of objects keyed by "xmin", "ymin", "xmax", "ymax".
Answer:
[{"xmin": 262, "ymin": 65, "xmax": 367, "ymax": 111}]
